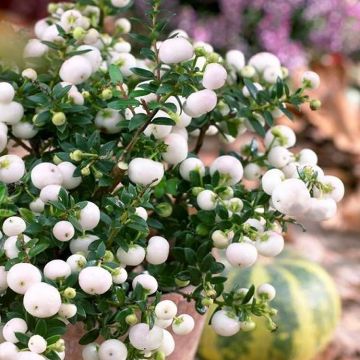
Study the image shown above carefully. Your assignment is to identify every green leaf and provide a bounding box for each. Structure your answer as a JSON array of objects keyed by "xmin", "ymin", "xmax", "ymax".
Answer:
[
  {"xmin": 28, "ymin": 243, "xmax": 50, "ymax": 257},
  {"xmin": 242, "ymin": 284, "xmax": 255, "ymax": 304},
  {"xmin": 243, "ymin": 78, "xmax": 259, "ymax": 100},
  {"xmin": 130, "ymin": 67, "xmax": 155, "ymax": 79},
  {"xmin": 0, "ymin": 209, "xmax": 16, "ymax": 218},
  {"xmin": 152, "ymin": 117, "xmax": 176, "ymax": 126},
  {"xmin": 35, "ymin": 319, "xmax": 48, "ymax": 337},
  {"xmin": 128, "ymin": 113, "xmax": 147, "ymax": 131},
  {"xmin": 79, "ymin": 329, "xmax": 99, "ymax": 345},
  {"xmin": 109, "ymin": 64, "xmax": 123, "ymax": 84},
  {"xmin": 0, "ymin": 183, "xmax": 7, "ymax": 203},
  {"xmin": 108, "ymin": 98, "xmax": 139, "ymax": 110}
]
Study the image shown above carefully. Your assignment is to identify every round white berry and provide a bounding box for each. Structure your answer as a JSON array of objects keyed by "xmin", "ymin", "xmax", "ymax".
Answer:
[
  {"xmin": 82, "ymin": 343, "xmax": 99, "ymax": 360},
  {"xmin": 155, "ymin": 318, "xmax": 173, "ymax": 329},
  {"xmin": 28, "ymin": 335, "xmax": 47, "ymax": 354},
  {"xmin": 77, "ymin": 45, "xmax": 102, "ymax": 73},
  {"xmin": 172, "ymin": 314, "xmax": 195, "ymax": 335},
  {"xmin": 301, "ymin": 71, "xmax": 320, "ymax": 89},
  {"xmin": 79, "ymin": 266, "xmax": 112, "ymax": 295},
  {"xmin": 267, "ymin": 146, "xmax": 292, "ymax": 168},
  {"xmin": 202, "ymin": 63, "xmax": 227, "ymax": 90},
  {"xmin": 57, "ymin": 162, "xmax": 82, "ymax": 189},
  {"xmin": 257, "ymin": 283, "xmax": 276, "ymax": 300},
  {"xmin": 226, "ymin": 242, "xmax": 258, "ymax": 268},
  {"xmin": 158, "ymin": 329, "xmax": 175, "ymax": 356},
  {"xmin": 2, "ymin": 216, "xmax": 26, "ymax": 236},
  {"xmin": 298, "ymin": 149, "xmax": 318, "ymax": 166},
  {"xmin": 256, "ymin": 231, "xmax": 284, "ymax": 257},
  {"xmin": 211, "ymin": 230, "xmax": 229, "ymax": 249},
  {"xmin": 44, "ymin": 259, "xmax": 71, "ymax": 280},
  {"xmin": 197, "ymin": 190, "xmax": 217, "ymax": 211},
  {"xmin": 39, "ymin": 184, "xmax": 62, "ymax": 203},
  {"xmin": 24, "ymin": 282, "xmax": 62, "ymax": 318},
  {"xmin": 0, "ymin": 341, "xmax": 19, "ymax": 359},
  {"xmin": 155, "ymin": 300, "xmax": 177, "ymax": 320},
  {"xmin": 179, "ymin": 158, "xmax": 205, "ymax": 181},
  {"xmin": 111, "ymin": 0, "xmax": 131, "ymax": 8},
  {"xmin": 0, "ymin": 82, "xmax": 15, "ymax": 103},
  {"xmin": 7, "ymin": 263, "xmax": 42, "ymax": 294},
  {"xmin": 211, "ymin": 310, "xmax": 240, "ymax": 336},
  {"xmin": 183, "ymin": 89, "xmax": 217, "ymax": 118},
  {"xmin": 3, "ymin": 234, "xmax": 31, "ymax": 259},
  {"xmin": 29, "ymin": 198, "xmax": 45, "ymax": 213},
  {"xmin": 3, "ymin": 318, "xmax": 28, "ymax": 343},
  {"xmin": 146, "ymin": 236, "xmax": 170, "ymax": 265},
  {"xmin": 210, "ymin": 155, "xmax": 244, "ymax": 185},
  {"xmin": 244, "ymin": 163, "xmax": 262, "ymax": 180},
  {"xmin": 115, "ymin": 18, "xmax": 131, "ymax": 33},
  {"xmin": 0, "ymin": 266, "xmax": 8, "ymax": 293},
  {"xmin": 98, "ymin": 339, "xmax": 127, "ymax": 360},
  {"xmin": 17, "ymin": 352, "xmax": 44, "ymax": 360},
  {"xmin": 60, "ymin": 10, "xmax": 83, "ymax": 32},
  {"xmin": 112, "ymin": 267, "xmax": 128, "ymax": 284},
  {"xmin": 261, "ymin": 169, "xmax": 285, "ymax": 195},
  {"xmin": 12, "ymin": 121, "xmax": 38, "ymax": 139},
  {"xmin": 58, "ymin": 303, "xmax": 77, "ymax": 319},
  {"xmin": 22, "ymin": 68, "xmax": 37, "ymax": 81},
  {"xmin": 66, "ymin": 254, "xmax": 87, "ymax": 273},
  {"xmin": 159, "ymin": 37, "xmax": 194, "ymax": 64},
  {"xmin": 31, "ymin": 162, "xmax": 63, "ymax": 189},
  {"xmin": 135, "ymin": 207, "xmax": 148, "ymax": 221},
  {"xmin": 79, "ymin": 201, "xmax": 100, "ymax": 231},
  {"xmin": 41, "ymin": 24, "xmax": 62, "ymax": 42},
  {"xmin": 116, "ymin": 244, "xmax": 145, "ymax": 266},
  {"xmin": 111, "ymin": 53, "xmax": 136, "ymax": 77},
  {"xmin": 0, "ymin": 102, "xmax": 23, "ymax": 124},
  {"xmin": 304, "ymin": 197, "xmax": 337, "ymax": 222},
  {"xmin": 132, "ymin": 274, "xmax": 158, "ymax": 295},
  {"xmin": 70, "ymin": 234, "xmax": 99, "ymax": 256},
  {"xmin": 23, "ymin": 39, "xmax": 48, "ymax": 58},
  {"xmin": 248, "ymin": 52, "xmax": 281, "ymax": 73},
  {"xmin": 271, "ymin": 179, "xmax": 311, "ymax": 217},
  {"xmin": 128, "ymin": 158, "xmax": 164, "ymax": 187},
  {"xmin": 264, "ymin": 125, "xmax": 296, "ymax": 149},
  {"xmin": 129, "ymin": 323, "xmax": 163, "ymax": 351},
  {"xmin": 162, "ymin": 133, "xmax": 188, "ymax": 165},
  {"xmin": 59, "ymin": 56, "xmax": 92, "ymax": 85},
  {"xmin": 263, "ymin": 66, "xmax": 283, "ymax": 84},
  {"xmin": 314, "ymin": 175, "xmax": 345, "ymax": 203},
  {"xmin": 0, "ymin": 155, "xmax": 25, "ymax": 184},
  {"xmin": 52, "ymin": 221, "xmax": 75, "ymax": 242},
  {"xmin": 225, "ymin": 50, "xmax": 245, "ymax": 71},
  {"xmin": 95, "ymin": 108, "xmax": 123, "ymax": 134}
]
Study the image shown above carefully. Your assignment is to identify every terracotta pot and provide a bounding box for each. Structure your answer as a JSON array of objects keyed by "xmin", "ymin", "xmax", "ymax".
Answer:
[{"xmin": 64, "ymin": 292, "xmax": 207, "ymax": 360}]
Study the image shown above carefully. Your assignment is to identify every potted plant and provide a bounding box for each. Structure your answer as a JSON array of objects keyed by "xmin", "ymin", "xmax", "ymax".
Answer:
[{"xmin": 0, "ymin": 1, "xmax": 344, "ymax": 359}]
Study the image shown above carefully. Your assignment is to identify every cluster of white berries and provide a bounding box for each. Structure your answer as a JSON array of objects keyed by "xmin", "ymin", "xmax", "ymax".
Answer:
[
  {"xmin": 81, "ymin": 299, "xmax": 194, "ymax": 359},
  {"xmin": 211, "ymin": 283, "xmax": 276, "ymax": 336}
]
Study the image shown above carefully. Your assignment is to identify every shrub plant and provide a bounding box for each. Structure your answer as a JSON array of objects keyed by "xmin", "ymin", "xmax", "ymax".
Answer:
[{"xmin": 0, "ymin": 1, "xmax": 344, "ymax": 359}]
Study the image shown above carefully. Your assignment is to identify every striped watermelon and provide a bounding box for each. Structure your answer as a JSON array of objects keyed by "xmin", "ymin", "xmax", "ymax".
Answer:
[{"xmin": 198, "ymin": 253, "xmax": 341, "ymax": 360}]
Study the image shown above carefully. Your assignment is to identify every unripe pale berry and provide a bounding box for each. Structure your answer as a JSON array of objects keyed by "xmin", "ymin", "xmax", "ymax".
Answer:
[
  {"xmin": 23, "ymin": 282, "xmax": 62, "ymax": 318},
  {"xmin": 98, "ymin": 339, "xmax": 127, "ymax": 360},
  {"xmin": 210, "ymin": 155, "xmax": 244, "ymax": 185},
  {"xmin": 155, "ymin": 300, "xmax": 177, "ymax": 320},
  {"xmin": 52, "ymin": 221, "xmax": 75, "ymax": 242},
  {"xmin": 202, "ymin": 63, "xmax": 227, "ymax": 90},
  {"xmin": 211, "ymin": 230, "xmax": 229, "ymax": 249},
  {"xmin": 132, "ymin": 274, "xmax": 158, "ymax": 295},
  {"xmin": 183, "ymin": 89, "xmax": 217, "ymax": 118},
  {"xmin": 31, "ymin": 162, "xmax": 63, "ymax": 189},
  {"xmin": 129, "ymin": 323, "xmax": 163, "ymax": 351},
  {"xmin": 159, "ymin": 37, "xmax": 194, "ymax": 64},
  {"xmin": 7, "ymin": 263, "xmax": 42, "ymax": 294},
  {"xmin": 0, "ymin": 155, "xmax": 25, "ymax": 184},
  {"xmin": 256, "ymin": 231, "xmax": 284, "ymax": 257},
  {"xmin": 2, "ymin": 216, "xmax": 26, "ymax": 236},
  {"xmin": 44, "ymin": 259, "xmax": 71, "ymax": 280},
  {"xmin": 172, "ymin": 314, "xmax": 195, "ymax": 335},
  {"xmin": 128, "ymin": 158, "xmax": 164, "ymax": 186},
  {"xmin": 211, "ymin": 310, "xmax": 240, "ymax": 336},
  {"xmin": 52, "ymin": 112, "xmax": 66, "ymax": 126},
  {"xmin": 264, "ymin": 125, "xmax": 296, "ymax": 149},
  {"xmin": 22, "ymin": 68, "xmax": 37, "ymax": 81},
  {"xmin": 179, "ymin": 158, "xmax": 205, "ymax": 181},
  {"xmin": 79, "ymin": 201, "xmax": 100, "ymax": 230},
  {"xmin": 257, "ymin": 283, "xmax": 276, "ymax": 301},
  {"xmin": 79, "ymin": 266, "xmax": 112, "ymax": 295},
  {"xmin": 301, "ymin": 71, "xmax": 320, "ymax": 89},
  {"xmin": 240, "ymin": 320, "xmax": 256, "ymax": 332},
  {"xmin": 146, "ymin": 236, "xmax": 170, "ymax": 265},
  {"xmin": 197, "ymin": 190, "xmax": 217, "ymax": 211},
  {"xmin": 3, "ymin": 318, "xmax": 28, "ymax": 343},
  {"xmin": 28, "ymin": 335, "xmax": 47, "ymax": 354},
  {"xmin": 226, "ymin": 242, "xmax": 258, "ymax": 268}
]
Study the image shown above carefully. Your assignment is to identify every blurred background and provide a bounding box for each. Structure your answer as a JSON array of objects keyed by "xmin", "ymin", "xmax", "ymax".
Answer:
[{"xmin": 1, "ymin": 1, "xmax": 359, "ymax": 359}]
